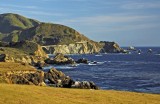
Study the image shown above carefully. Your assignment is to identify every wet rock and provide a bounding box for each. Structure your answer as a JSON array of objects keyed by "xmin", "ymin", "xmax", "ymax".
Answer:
[{"xmin": 76, "ymin": 58, "xmax": 88, "ymax": 64}]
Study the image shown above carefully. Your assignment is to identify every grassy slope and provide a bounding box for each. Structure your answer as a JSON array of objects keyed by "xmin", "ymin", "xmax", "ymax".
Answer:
[
  {"xmin": 0, "ymin": 62, "xmax": 36, "ymax": 72},
  {"xmin": 18, "ymin": 23, "xmax": 92, "ymax": 45},
  {"xmin": 0, "ymin": 62, "xmax": 36, "ymax": 83},
  {"xmin": 0, "ymin": 84, "xmax": 160, "ymax": 104}
]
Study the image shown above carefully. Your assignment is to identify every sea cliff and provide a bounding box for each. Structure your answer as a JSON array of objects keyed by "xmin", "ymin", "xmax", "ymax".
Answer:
[{"xmin": 42, "ymin": 41, "xmax": 101, "ymax": 54}]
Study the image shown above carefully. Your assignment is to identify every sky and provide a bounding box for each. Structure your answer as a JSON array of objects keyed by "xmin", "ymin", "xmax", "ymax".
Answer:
[{"xmin": 0, "ymin": 0, "xmax": 160, "ymax": 46}]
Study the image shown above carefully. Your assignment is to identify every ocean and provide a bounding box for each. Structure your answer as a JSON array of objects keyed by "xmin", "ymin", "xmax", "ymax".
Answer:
[{"xmin": 44, "ymin": 47, "xmax": 160, "ymax": 94}]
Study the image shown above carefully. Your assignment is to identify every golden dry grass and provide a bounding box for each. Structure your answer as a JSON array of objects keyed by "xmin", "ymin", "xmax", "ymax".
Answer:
[
  {"xmin": 0, "ymin": 84, "xmax": 160, "ymax": 104},
  {"xmin": 0, "ymin": 62, "xmax": 36, "ymax": 72}
]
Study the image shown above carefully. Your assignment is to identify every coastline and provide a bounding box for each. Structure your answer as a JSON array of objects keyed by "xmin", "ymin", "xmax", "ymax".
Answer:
[{"xmin": 0, "ymin": 84, "xmax": 160, "ymax": 104}]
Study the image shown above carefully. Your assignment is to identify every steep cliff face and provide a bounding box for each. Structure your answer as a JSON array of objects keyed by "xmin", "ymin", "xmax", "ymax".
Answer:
[
  {"xmin": 42, "ymin": 41, "xmax": 124, "ymax": 54},
  {"xmin": 10, "ymin": 40, "xmax": 48, "ymax": 58},
  {"xmin": 42, "ymin": 42, "xmax": 101, "ymax": 54},
  {"xmin": 99, "ymin": 41, "xmax": 123, "ymax": 53}
]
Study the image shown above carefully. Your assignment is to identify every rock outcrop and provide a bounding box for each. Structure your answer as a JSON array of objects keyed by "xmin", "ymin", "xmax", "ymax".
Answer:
[
  {"xmin": 10, "ymin": 40, "xmax": 48, "ymax": 58},
  {"xmin": 45, "ymin": 68, "xmax": 99, "ymax": 89},
  {"xmin": 76, "ymin": 58, "xmax": 88, "ymax": 64},
  {"xmin": 2, "ymin": 70, "xmax": 46, "ymax": 86},
  {"xmin": 0, "ymin": 65, "xmax": 99, "ymax": 89},
  {"xmin": 45, "ymin": 68, "xmax": 74, "ymax": 88},
  {"xmin": 100, "ymin": 41, "xmax": 124, "ymax": 53},
  {"xmin": 0, "ymin": 41, "xmax": 48, "ymax": 64},
  {"xmin": 45, "ymin": 53, "xmax": 75, "ymax": 65},
  {"xmin": 42, "ymin": 41, "xmax": 125, "ymax": 54}
]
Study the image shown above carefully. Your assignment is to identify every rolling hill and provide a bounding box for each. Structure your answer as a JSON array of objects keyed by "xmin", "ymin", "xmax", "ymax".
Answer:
[
  {"xmin": 0, "ymin": 13, "xmax": 96, "ymax": 45},
  {"xmin": 0, "ymin": 13, "xmax": 40, "ymax": 34}
]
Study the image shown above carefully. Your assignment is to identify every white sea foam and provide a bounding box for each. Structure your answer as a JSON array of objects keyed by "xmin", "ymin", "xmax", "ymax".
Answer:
[
  {"xmin": 155, "ymin": 54, "xmax": 160, "ymax": 56},
  {"xmin": 54, "ymin": 66, "xmax": 76, "ymax": 69},
  {"xmin": 95, "ymin": 54, "xmax": 103, "ymax": 56}
]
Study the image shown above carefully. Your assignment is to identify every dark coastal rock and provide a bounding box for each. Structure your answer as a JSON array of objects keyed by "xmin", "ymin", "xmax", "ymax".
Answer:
[
  {"xmin": 45, "ymin": 53, "xmax": 76, "ymax": 65},
  {"xmin": 100, "ymin": 41, "xmax": 124, "ymax": 53},
  {"xmin": 76, "ymin": 58, "xmax": 88, "ymax": 64},
  {"xmin": 34, "ymin": 61, "xmax": 48, "ymax": 69},
  {"xmin": 71, "ymin": 81, "xmax": 99, "ymax": 90},
  {"xmin": 0, "ymin": 62, "xmax": 99, "ymax": 89},
  {"xmin": 45, "ymin": 68, "xmax": 99, "ymax": 89},
  {"xmin": 45, "ymin": 68, "xmax": 74, "ymax": 88},
  {"xmin": 0, "ymin": 54, "xmax": 6, "ymax": 62}
]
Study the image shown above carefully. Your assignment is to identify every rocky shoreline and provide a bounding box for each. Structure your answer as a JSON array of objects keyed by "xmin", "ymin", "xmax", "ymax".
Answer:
[
  {"xmin": 0, "ymin": 39, "xmax": 129, "ymax": 90},
  {"xmin": 0, "ymin": 45, "xmax": 99, "ymax": 89},
  {"xmin": 0, "ymin": 63, "xmax": 99, "ymax": 90}
]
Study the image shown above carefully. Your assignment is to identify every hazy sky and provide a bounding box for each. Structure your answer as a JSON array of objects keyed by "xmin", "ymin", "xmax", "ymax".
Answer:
[{"xmin": 0, "ymin": 0, "xmax": 160, "ymax": 46}]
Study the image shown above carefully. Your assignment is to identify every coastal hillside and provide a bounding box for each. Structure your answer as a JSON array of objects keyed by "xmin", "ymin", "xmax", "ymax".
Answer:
[
  {"xmin": 17, "ymin": 23, "xmax": 97, "ymax": 45},
  {"xmin": 0, "ymin": 13, "xmax": 97, "ymax": 45},
  {"xmin": 0, "ymin": 84, "xmax": 160, "ymax": 104},
  {"xmin": 0, "ymin": 13, "xmax": 40, "ymax": 34},
  {"xmin": 0, "ymin": 13, "xmax": 122, "ymax": 54}
]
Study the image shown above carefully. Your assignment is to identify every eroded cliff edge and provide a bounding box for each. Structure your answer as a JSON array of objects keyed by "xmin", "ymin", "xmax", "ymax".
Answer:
[{"xmin": 42, "ymin": 41, "xmax": 124, "ymax": 54}]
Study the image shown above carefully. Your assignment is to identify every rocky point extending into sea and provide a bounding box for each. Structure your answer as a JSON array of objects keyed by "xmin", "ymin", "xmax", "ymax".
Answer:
[{"xmin": 0, "ymin": 13, "xmax": 128, "ymax": 90}]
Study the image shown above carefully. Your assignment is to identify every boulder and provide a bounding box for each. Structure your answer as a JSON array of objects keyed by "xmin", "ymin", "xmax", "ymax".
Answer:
[
  {"xmin": 45, "ymin": 68, "xmax": 74, "ymax": 88},
  {"xmin": 71, "ymin": 81, "xmax": 99, "ymax": 90},
  {"xmin": 45, "ymin": 53, "xmax": 76, "ymax": 65}
]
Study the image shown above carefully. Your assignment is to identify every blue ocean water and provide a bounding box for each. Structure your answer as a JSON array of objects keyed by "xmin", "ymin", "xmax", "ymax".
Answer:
[{"xmin": 45, "ymin": 47, "xmax": 160, "ymax": 94}]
